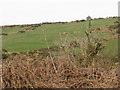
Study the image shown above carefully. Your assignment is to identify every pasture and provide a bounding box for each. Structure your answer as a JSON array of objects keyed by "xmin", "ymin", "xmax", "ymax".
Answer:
[{"xmin": 2, "ymin": 18, "xmax": 118, "ymax": 56}]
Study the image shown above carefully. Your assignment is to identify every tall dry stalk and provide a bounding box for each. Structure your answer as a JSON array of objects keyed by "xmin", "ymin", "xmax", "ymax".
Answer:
[{"xmin": 41, "ymin": 27, "xmax": 58, "ymax": 74}]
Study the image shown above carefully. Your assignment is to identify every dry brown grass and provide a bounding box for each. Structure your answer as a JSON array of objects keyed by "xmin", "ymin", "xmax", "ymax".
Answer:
[{"xmin": 2, "ymin": 54, "xmax": 119, "ymax": 88}]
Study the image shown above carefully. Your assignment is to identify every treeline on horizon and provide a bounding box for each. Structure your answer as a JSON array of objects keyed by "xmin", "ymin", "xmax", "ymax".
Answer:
[{"xmin": 1, "ymin": 16, "xmax": 119, "ymax": 29}]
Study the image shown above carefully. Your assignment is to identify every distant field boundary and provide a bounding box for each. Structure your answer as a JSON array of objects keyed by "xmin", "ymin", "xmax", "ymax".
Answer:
[{"xmin": 1, "ymin": 17, "xmax": 118, "ymax": 29}]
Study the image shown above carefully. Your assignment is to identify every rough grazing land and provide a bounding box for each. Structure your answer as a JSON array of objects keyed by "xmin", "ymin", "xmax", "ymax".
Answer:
[
  {"xmin": 2, "ymin": 18, "xmax": 118, "ymax": 54},
  {"xmin": 1, "ymin": 17, "xmax": 120, "ymax": 88}
]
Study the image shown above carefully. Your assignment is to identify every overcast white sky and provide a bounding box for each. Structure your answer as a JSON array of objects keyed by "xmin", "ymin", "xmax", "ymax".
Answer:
[{"xmin": 0, "ymin": 0, "xmax": 119, "ymax": 25}]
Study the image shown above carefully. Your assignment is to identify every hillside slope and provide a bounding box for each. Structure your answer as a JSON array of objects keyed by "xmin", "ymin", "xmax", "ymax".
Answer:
[{"xmin": 2, "ymin": 18, "xmax": 118, "ymax": 54}]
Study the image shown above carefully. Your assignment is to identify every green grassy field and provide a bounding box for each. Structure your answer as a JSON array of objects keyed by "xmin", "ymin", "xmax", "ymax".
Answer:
[{"xmin": 2, "ymin": 18, "xmax": 118, "ymax": 56}]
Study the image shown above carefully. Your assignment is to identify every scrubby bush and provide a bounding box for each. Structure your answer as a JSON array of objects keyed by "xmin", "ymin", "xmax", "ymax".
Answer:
[
  {"xmin": 2, "ymin": 54, "xmax": 8, "ymax": 59},
  {"xmin": 2, "ymin": 49, "xmax": 7, "ymax": 52}
]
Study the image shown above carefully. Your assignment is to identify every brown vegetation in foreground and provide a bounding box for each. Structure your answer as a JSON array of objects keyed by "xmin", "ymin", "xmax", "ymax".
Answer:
[
  {"xmin": 2, "ymin": 55, "xmax": 119, "ymax": 88},
  {"xmin": 2, "ymin": 30, "xmax": 120, "ymax": 88}
]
